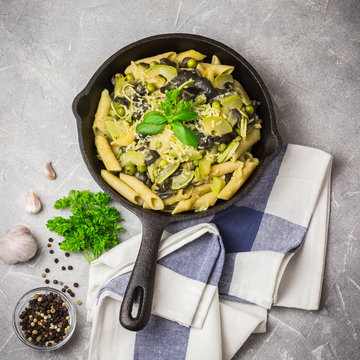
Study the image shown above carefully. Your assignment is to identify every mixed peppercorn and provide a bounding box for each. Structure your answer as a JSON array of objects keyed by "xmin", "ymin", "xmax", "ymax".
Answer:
[{"xmin": 19, "ymin": 292, "xmax": 71, "ymax": 347}]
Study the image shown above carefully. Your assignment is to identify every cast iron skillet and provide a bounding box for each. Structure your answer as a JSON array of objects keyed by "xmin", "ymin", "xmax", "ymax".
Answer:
[{"xmin": 72, "ymin": 33, "xmax": 281, "ymax": 331}]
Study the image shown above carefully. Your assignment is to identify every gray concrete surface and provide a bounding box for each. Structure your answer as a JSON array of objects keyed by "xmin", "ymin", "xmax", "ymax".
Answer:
[{"xmin": 0, "ymin": 0, "xmax": 359, "ymax": 359}]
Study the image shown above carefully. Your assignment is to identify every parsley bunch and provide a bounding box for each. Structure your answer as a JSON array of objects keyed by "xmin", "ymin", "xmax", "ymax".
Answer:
[
  {"xmin": 136, "ymin": 89, "xmax": 199, "ymax": 147},
  {"xmin": 46, "ymin": 190, "xmax": 124, "ymax": 264}
]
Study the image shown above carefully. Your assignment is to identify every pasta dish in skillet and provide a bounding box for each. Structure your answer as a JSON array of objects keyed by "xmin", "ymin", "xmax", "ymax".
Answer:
[{"xmin": 93, "ymin": 50, "xmax": 261, "ymax": 214}]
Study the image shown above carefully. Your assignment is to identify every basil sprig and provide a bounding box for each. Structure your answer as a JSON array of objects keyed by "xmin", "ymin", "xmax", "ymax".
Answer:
[{"xmin": 136, "ymin": 89, "xmax": 198, "ymax": 147}]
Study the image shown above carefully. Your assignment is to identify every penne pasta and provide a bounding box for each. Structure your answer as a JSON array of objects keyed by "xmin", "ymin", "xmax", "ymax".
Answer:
[
  {"xmin": 211, "ymin": 55, "xmax": 221, "ymax": 65},
  {"xmin": 125, "ymin": 61, "xmax": 151, "ymax": 81},
  {"xmin": 196, "ymin": 63, "xmax": 234, "ymax": 76},
  {"xmin": 95, "ymin": 135, "xmax": 122, "ymax": 172},
  {"xmin": 192, "ymin": 183, "xmax": 211, "ymax": 196},
  {"xmin": 218, "ymin": 158, "xmax": 259, "ymax": 200},
  {"xmin": 164, "ymin": 186, "xmax": 194, "ymax": 206},
  {"xmin": 203, "ymin": 68, "xmax": 215, "ymax": 85},
  {"xmin": 172, "ymin": 197, "xmax": 196, "ymax": 214},
  {"xmin": 174, "ymin": 50, "xmax": 206, "ymax": 63},
  {"xmin": 191, "ymin": 191, "xmax": 218, "ymax": 211},
  {"xmin": 93, "ymin": 89, "xmax": 111, "ymax": 136},
  {"xmin": 210, "ymin": 161, "xmax": 243, "ymax": 177},
  {"xmin": 119, "ymin": 173, "xmax": 164, "ymax": 210},
  {"xmin": 101, "ymin": 170, "xmax": 143, "ymax": 206},
  {"xmin": 134, "ymin": 51, "xmax": 176, "ymax": 64},
  {"xmin": 232, "ymin": 128, "xmax": 261, "ymax": 161}
]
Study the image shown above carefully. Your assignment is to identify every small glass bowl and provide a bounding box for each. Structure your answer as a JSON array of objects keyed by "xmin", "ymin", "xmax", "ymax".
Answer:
[{"xmin": 13, "ymin": 287, "xmax": 77, "ymax": 351}]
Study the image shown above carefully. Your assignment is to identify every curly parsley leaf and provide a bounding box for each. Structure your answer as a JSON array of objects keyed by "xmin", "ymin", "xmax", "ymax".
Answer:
[{"xmin": 47, "ymin": 190, "xmax": 124, "ymax": 264}]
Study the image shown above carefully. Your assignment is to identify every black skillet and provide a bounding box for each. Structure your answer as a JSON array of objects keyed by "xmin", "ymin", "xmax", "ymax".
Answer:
[{"xmin": 72, "ymin": 33, "xmax": 282, "ymax": 331}]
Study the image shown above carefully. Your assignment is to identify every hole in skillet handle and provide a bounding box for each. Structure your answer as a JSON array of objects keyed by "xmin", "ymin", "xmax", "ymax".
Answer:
[{"xmin": 130, "ymin": 287, "xmax": 144, "ymax": 320}]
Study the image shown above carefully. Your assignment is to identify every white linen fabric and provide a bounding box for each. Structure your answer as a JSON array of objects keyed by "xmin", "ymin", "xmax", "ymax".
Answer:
[{"xmin": 87, "ymin": 145, "xmax": 332, "ymax": 360}]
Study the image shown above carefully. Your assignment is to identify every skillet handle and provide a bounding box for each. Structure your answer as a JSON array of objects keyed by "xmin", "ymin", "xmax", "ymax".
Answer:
[{"xmin": 119, "ymin": 217, "xmax": 167, "ymax": 331}]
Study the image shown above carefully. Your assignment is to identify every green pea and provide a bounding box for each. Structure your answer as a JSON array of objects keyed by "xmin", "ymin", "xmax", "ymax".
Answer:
[
  {"xmin": 137, "ymin": 165, "xmax": 147, "ymax": 173},
  {"xmin": 187, "ymin": 58, "xmax": 197, "ymax": 69},
  {"xmin": 125, "ymin": 73, "xmax": 135, "ymax": 81},
  {"xmin": 109, "ymin": 109, "xmax": 117, "ymax": 118},
  {"xmin": 196, "ymin": 94, "xmax": 207, "ymax": 104},
  {"xmin": 154, "ymin": 140, "xmax": 162, "ymax": 149},
  {"xmin": 159, "ymin": 159, "xmax": 168, "ymax": 168},
  {"xmin": 218, "ymin": 143, "xmax": 227, "ymax": 152},
  {"xmin": 125, "ymin": 163, "xmax": 136, "ymax": 175},
  {"xmin": 212, "ymin": 101, "xmax": 221, "ymax": 109},
  {"xmin": 245, "ymin": 105, "xmax": 255, "ymax": 115},
  {"xmin": 146, "ymin": 83, "xmax": 157, "ymax": 94},
  {"xmin": 150, "ymin": 61, "xmax": 158, "ymax": 67},
  {"xmin": 116, "ymin": 106, "xmax": 125, "ymax": 117}
]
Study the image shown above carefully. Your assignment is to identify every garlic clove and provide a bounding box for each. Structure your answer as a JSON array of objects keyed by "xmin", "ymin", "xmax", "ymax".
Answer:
[
  {"xmin": 25, "ymin": 192, "xmax": 42, "ymax": 214},
  {"xmin": 43, "ymin": 162, "xmax": 56, "ymax": 180},
  {"xmin": 0, "ymin": 225, "xmax": 37, "ymax": 264}
]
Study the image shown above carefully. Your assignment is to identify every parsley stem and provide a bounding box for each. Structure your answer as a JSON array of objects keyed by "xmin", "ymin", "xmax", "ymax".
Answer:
[{"xmin": 81, "ymin": 249, "xmax": 93, "ymax": 265}]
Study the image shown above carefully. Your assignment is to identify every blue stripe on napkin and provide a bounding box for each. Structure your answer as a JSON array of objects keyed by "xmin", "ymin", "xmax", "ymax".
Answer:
[
  {"xmin": 212, "ymin": 206, "xmax": 264, "ymax": 252},
  {"xmin": 218, "ymin": 253, "xmax": 237, "ymax": 295},
  {"xmin": 98, "ymin": 272, "xmax": 131, "ymax": 302},
  {"xmin": 134, "ymin": 314, "xmax": 190, "ymax": 360},
  {"xmin": 158, "ymin": 232, "xmax": 224, "ymax": 285},
  {"xmin": 252, "ymin": 213, "xmax": 307, "ymax": 252}
]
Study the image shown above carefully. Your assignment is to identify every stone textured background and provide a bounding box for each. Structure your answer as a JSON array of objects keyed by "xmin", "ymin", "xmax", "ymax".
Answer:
[{"xmin": 0, "ymin": 0, "xmax": 359, "ymax": 359}]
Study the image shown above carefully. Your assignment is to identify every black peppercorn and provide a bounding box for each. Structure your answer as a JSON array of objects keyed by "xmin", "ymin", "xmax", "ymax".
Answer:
[
  {"xmin": 53, "ymin": 280, "xmax": 58, "ymax": 284},
  {"xmin": 49, "ymin": 250, "xmax": 54, "ymax": 254},
  {"xmin": 45, "ymin": 268, "xmax": 50, "ymax": 273},
  {"xmin": 54, "ymin": 258, "xmax": 59, "ymax": 263},
  {"xmin": 65, "ymin": 252, "xmax": 70, "ymax": 257},
  {"xmin": 68, "ymin": 266, "xmax": 73, "ymax": 270},
  {"xmin": 45, "ymin": 279, "xmax": 50, "ymax": 284},
  {"xmin": 48, "ymin": 238, "xmax": 53, "ymax": 242},
  {"xmin": 61, "ymin": 266, "xmax": 66, "ymax": 271},
  {"xmin": 73, "ymin": 283, "xmax": 79, "ymax": 288}
]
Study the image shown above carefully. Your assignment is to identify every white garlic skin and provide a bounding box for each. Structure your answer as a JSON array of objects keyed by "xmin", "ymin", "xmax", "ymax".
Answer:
[
  {"xmin": 25, "ymin": 192, "xmax": 42, "ymax": 214},
  {"xmin": 43, "ymin": 162, "xmax": 56, "ymax": 180},
  {"xmin": 0, "ymin": 225, "xmax": 38, "ymax": 264}
]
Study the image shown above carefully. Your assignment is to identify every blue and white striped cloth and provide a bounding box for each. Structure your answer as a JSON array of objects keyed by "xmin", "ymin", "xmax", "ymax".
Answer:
[{"xmin": 87, "ymin": 144, "xmax": 332, "ymax": 360}]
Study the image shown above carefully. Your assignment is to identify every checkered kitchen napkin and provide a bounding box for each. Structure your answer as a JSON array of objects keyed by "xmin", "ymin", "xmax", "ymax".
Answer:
[{"xmin": 86, "ymin": 144, "xmax": 332, "ymax": 360}]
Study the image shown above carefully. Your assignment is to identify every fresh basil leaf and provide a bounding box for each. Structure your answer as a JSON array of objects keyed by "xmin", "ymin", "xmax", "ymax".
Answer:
[
  {"xmin": 136, "ymin": 122, "xmax": 165, "ymax": 135},
  {"xmin": 143, "ymin": 111, "xmax": 167, "ymax": 125},
  {"xmin": 171, "ymin": 122, "xmax": 198, "ymax": 148},
  {"xmin": 173, "ymin": 110, "xmax": 197, "ymax": 122}
]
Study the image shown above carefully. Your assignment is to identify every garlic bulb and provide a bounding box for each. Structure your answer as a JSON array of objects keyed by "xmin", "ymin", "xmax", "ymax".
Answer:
[
  {"xmin": 43, "ymin": 162, "xmax": 56, "ymax": 180},
  {"xmin": 25, "ymin": 192, "xmax": 42, "ymax": 214},
  {"xmin": 0, "ymin": 225, "xmax": 38, "ymax": 264}
]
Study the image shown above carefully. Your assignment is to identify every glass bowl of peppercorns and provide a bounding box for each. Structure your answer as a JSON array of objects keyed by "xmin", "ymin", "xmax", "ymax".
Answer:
[{"xmin": 13, "ymin": 287, "xmax": 77, "ymax": 350}]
